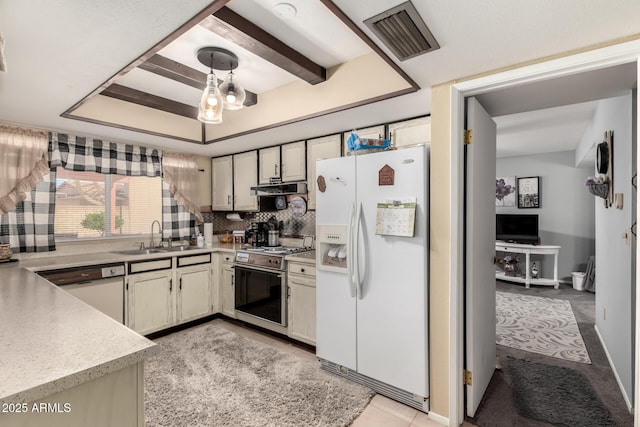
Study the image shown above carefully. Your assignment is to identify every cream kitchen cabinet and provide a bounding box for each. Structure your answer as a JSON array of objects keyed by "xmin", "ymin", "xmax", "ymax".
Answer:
[
  {"xmin": 176, "ymin": 253, "xmax": 214, "ymax": 323},
  {"xmin": 281, "ymin": 140, "xmax": 306, "ymax": 182},
  {"xmin": 219, "ymin": 253, "xmax": 236, "ymax": 318},
  {"xmin": 258, "ymin": 146, "xmax": 281, "ymax": 184},
  {"xmin": 233, "ymin": 150, "xmax": 258, "ymax": 211},
  {"xmin": 388, "ymin": 116, "xmax": 431, "ymax": 148},
  {"xmin": 127, "ymin": 258, "xmax": 174, "ymax": 335},
  {"xmin": 211, "ymin": 155, "xmax": 233, "ymax": 211},
  {"xmin": 307, "ymin": 134, "xmax": 341, "ymax": 210},
  {"xmin": 287, "ymin": 261, "xmax": 316, "ymax": 345}
]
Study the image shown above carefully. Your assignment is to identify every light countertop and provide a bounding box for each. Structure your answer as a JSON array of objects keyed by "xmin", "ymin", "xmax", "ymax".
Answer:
[
  {"xmin": 285, "ymin": 250, "xmax": 316, "ymax": 265},
  {"xmin": 0, "ymin": 264, "xmax": 157, "ymax": 403},
  {"xmin": 1, "ymin": 243, "xmax": 242, "ymax": 404}
]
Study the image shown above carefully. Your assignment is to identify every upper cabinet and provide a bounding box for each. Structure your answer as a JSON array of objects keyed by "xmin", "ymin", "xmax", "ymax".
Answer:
[
  {"xmin": 342, "ymin": 125, "xmax": 385, "ymax": 156},
  {"xmin": 281, "ymin": 141, "xmax": 306, "ymax": 182},
  {"xmin": 233, "ymin": 150, "xmax": 258, "ymax": 211},
  {"xmin": 258, "ymin": 146, "xmax": 281, "ymax": 184},
  {"xmin": 389, "ymin": 116, "xmax": 431, "ymax": 147},
  {"xmin": 307, "ymin": 134, "xmax": 341, "ymax": 210},
  {"xmin": 211, "ymin": 155, "xmax": 233, "ymax": 211}
]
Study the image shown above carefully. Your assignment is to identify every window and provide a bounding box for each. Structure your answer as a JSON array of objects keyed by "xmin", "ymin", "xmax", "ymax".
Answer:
[{"xmin": 54, "ymin": 168, "xmax": 162, "ymax": 240}]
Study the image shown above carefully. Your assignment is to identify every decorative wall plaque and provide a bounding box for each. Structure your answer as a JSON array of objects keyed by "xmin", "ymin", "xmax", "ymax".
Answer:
[
  {"xmin": 378, "ymin": 164, "xmax": 395, "ymax": 186},
  {"xmin": 317, "ymin": 175, "xmax": 326, "ymax": 193}
]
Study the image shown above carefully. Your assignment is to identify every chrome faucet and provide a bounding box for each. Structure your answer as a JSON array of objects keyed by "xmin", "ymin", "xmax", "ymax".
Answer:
[{"xmin": 150, "ymin": 220, "xmax": 162, "ymax": 248}]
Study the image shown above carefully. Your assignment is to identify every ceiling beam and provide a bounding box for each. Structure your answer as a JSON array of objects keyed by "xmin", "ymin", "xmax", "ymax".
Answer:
[
  {"xmin": 101, "ymin": 84, "xmax": 198, "ymax": 119},
  {"xmin": 63, "ymin": 0, "xmax": 232, "ymax": 117},
  {"xmin": 139, "ymin": 54, "xmax": 257, "ymax": 107},
  {"xmin": 200, "ymin": 6, "xmax": 326, "ymax": 85}
]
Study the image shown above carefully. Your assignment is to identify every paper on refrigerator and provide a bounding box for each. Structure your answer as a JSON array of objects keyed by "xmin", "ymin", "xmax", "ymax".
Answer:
[{"xmin": 374, "ymin": 197, "xmax": 417, "ymax": 237}]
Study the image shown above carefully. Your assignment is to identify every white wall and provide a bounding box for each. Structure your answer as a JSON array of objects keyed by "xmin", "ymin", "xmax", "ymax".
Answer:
[
  {"xmin": 580, "ymin": 92, "xmax": 634, "ymax": 404},
  {"xmin": 496, "ymin": 151, "xmax": 595, "ymax": 280}
]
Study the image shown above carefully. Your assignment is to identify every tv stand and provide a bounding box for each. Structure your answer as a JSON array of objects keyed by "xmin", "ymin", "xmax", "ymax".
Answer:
[{"xmin": 495, "ymin": 241, "xmax": 560, "ymax": 288}]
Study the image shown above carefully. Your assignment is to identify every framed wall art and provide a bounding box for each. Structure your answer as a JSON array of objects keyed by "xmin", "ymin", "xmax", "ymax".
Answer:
[
  {"xmin": 496, "ymin": 176, "xmax": 516, "ymax": 207},
  {"xmin": 517, "ymin": 176, "xmax": 540, "ymax": 208}
]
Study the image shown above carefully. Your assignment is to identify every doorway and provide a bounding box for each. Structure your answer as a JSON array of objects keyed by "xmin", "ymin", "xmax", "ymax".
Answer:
[
  {"xmin": 476, "ymin": 95, "xmax": 633, "ymax": 425},
  {"xmin": 449, "ymin": 41, "xmax": 640, "ymax": 427}
]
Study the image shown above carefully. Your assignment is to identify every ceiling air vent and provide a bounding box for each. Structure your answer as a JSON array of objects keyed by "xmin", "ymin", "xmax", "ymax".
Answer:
[{"xmin": 364, "ymin": 1, "xmax": 439, "ymax": 61}]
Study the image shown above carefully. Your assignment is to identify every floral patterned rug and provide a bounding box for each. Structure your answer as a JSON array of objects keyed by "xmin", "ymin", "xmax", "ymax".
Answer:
[{"xmin": 496, "ymin": 291, "xmax": 591, "ymax": 364}]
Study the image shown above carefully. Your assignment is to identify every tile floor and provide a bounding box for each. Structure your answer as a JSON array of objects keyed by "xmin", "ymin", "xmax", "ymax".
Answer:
[{"xmin": 212, "ymin": 319, "xmax": 477, "ymax": 427}]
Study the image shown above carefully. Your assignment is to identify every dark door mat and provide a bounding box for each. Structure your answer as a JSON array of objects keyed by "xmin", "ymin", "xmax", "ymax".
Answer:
[{"xmin": 503, "ymin": 356, "xmax": 616, "ymax": 427}]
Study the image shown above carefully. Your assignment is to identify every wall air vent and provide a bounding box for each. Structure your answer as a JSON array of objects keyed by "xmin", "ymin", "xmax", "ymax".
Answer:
[{"xmin": 364, "ymin": 1, "xmax": 439, "ymax": 61}]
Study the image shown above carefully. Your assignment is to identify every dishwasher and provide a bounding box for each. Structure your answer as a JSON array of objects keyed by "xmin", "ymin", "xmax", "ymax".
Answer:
[{"xmin": 38, "ymin": 263, "xmax": 126, "ymax": 324}]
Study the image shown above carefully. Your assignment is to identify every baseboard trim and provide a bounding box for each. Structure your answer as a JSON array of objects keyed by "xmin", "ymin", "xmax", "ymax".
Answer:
[
  {"xmin": 427, "ymin": 410, "xmax": 449, "ymax": 426},
  {"xmin": 594, "ymin": 324, "xmax": 633, "ymax": 412}
]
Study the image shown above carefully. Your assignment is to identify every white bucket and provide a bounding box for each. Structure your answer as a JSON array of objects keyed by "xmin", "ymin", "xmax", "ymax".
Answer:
[{"xmin": 572, "ymin": 272, "xmax": 586, "ymax": 291}]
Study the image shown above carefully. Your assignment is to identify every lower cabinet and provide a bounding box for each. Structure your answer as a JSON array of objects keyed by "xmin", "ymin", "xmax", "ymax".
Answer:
[
  {"xmin": 127, "ymin": 253, "xmax": 214, "ymax": 335},
  {"xmin": 128, "ymin": 268, "xmax": 174, "ymax": 335},
  {"xmin": 219, "ymin": 253, "xmax": 236, "ymax": 318},
  {"xmin": 177, "ymin": 263, "xmax": 213, "ymax": 323},
  {"xmin": 287, "ymin": 262, "xmax": 316, "ymax": 345}
]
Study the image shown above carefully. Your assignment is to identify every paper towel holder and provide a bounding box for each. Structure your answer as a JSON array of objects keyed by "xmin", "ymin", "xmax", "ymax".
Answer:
[{"xmin": 226, "ymin": 213, "xmax": 243, "ymax": 221}]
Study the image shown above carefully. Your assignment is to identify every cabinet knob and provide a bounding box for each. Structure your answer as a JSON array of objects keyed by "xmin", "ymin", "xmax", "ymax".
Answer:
[{"xmin": 300, "ymin": 268, "xmax": 305, "ymax": 273}]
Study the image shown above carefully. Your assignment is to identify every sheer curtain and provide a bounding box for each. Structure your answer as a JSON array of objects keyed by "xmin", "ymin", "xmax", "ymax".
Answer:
[
  {"xmin": 162, "ymin": 152, "xmax": 203, "ymax": 223},
  {"xmin": 0, "ymin": 126, "xmax": 49, "ymax": 215}
]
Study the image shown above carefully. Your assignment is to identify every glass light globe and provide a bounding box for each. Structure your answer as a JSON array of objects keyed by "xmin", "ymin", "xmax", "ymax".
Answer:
[
  {"xmin": 198, "ymin": 72, "xmax": 223, "ymax": 124},
  {"xmin": 219, "ymin": 71, "xmax": 246, "ymax": 110}
]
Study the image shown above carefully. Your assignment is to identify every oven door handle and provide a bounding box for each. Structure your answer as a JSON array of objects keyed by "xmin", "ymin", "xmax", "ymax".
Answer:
[{"xmin": 233, "ymin": 264, "xmax": 284, "ymax": 276}]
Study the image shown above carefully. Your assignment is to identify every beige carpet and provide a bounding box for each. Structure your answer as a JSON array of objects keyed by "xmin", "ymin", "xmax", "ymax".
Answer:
[
  {"xmin": 496, "ymin": 291, "xmax": 591, "ymax": 364},
  {"xmin": 144, "ymin": 322, "xmax": 374, "ymax": 426}
]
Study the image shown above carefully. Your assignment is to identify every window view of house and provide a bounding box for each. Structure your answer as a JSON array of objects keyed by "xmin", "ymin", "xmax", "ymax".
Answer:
[{"xmin": 54, "ymin": 168, "xmax": 162, "ymax": 239}]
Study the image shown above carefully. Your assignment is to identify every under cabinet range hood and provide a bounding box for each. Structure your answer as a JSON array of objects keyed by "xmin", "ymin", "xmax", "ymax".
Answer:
[{"xmin": 250, "ymin": 182, "xmax": 307, "ymax": 196}]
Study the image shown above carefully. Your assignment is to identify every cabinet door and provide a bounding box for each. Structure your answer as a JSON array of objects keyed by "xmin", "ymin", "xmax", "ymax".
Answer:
[
  {"xmin": 307, "ymin": 134, "xmax": 341, "ymax": 210},
  {"xmin": 281, "ymin": 141, "xmax": 306, "ymax": 182},
  {"xmin": 211, "ymin": 155, "xmax": 233, "ymax": 211},
  {"xmin": 128, "ymin": 271, "xmax": 174, "ymax": 335},
  {"xmin": 233, "ymin": 150, "xmax": 258, "ymax": 211},
  {"xmin": 258, "ymin": 146, "xmax": 281, "ymax": 184},
  {"xmin": 287, "ymin": 274, "xmax": 316, "ymax": 345},
  {"xmin": 221, "ymin": 265, "xmax": 236, "ymax": 318},
  {"xmin": 177, "ymin": 265, "xmax": 212, "ymax": 323},
  {"xmin": 388, "ymin": 116, "xmax": 430, "ymax": 148}
]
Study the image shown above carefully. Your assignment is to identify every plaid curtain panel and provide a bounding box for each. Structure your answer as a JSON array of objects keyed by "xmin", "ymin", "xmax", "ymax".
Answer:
[
  {"xmin": 0, "ymin": 169, "xmax": 56, "ymax": 252},
  {"xmin": 49, "ymin": 133, "xmax": 161, "ymax": 176},
  {"xmin": 162, "ymin": 182, "xmax": 195, "ymax": 241}
]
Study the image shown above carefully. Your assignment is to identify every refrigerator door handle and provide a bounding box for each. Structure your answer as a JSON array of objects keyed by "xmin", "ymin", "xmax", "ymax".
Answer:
[
  {"xmin": 347, "ymin": 201, "xmax": 357, "ymax": 298},
  {"xmin": 355, "ymin": 202, "xmax": 364, "ymax": 299}
]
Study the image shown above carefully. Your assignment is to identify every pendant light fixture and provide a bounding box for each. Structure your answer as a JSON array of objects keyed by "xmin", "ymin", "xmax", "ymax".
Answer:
[
  {"xmin": 219, "ymin": 69, "xmax": 246, "ymax": 110},
  {"xmin": 196, "ymin": 47, "xmax": 245, "ymax": 123}
]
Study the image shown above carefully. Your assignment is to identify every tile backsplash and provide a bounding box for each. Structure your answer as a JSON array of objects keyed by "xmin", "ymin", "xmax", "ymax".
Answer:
[{"xmin": 202, "ymin": 209, "xmax": 315, "ymax": 237}]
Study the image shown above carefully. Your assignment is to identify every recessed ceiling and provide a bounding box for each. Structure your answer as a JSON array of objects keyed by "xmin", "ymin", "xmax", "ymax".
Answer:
[{"xmin": 60, "ymin": 0, "xmax": 417, "ymax": 146}]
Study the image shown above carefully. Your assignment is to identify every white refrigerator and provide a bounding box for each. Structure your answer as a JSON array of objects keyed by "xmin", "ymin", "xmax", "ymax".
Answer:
[{"xmin": 315, "ymin": 145, "xmax": 429, "ymax": 412}]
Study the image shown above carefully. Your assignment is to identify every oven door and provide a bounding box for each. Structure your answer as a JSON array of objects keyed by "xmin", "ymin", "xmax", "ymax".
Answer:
[{"xmin": 234, "ymin": 265, "xmax": 287, "ymax": 327}]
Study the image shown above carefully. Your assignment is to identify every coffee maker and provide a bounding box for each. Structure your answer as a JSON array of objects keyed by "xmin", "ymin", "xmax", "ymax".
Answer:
[{"xmin": 245, "ymin": 222, "xmax": 269, "ymax": 247}]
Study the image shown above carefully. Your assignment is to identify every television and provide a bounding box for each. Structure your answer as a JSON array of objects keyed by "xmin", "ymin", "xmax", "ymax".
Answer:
[{"xmin": 496, "ymin": 214, "xmax": 539, "ymax": 244}]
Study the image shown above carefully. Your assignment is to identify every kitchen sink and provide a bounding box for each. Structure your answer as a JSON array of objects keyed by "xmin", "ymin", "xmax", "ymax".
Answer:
[
  {"xmin": 113, "ymin": 248, "xmax": 168, "ymax": 255},
  {"xmin": 164, "ymin": 245, "xmax": 199, "ymax": 252}
]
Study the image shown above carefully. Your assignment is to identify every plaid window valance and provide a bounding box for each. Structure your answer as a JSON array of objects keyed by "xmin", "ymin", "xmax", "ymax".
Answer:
[{"xmin": 49, "ymin": 133, "xmax": 161, "ymax": 177}]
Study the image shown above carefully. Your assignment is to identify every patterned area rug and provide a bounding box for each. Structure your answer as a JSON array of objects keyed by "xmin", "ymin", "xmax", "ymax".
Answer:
[
  {"xmin": 145, "ymin": 323, "xmax": 374, "ymax": 426},
  {"xmin": 496, "ymin": 291, "xmax": 591, "ymax": 363}
]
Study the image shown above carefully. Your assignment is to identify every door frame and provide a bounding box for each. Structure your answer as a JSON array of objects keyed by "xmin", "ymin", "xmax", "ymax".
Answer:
[{"xmin": 448, "ymin": 40, "xmax": 640, "ymax": 426}]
